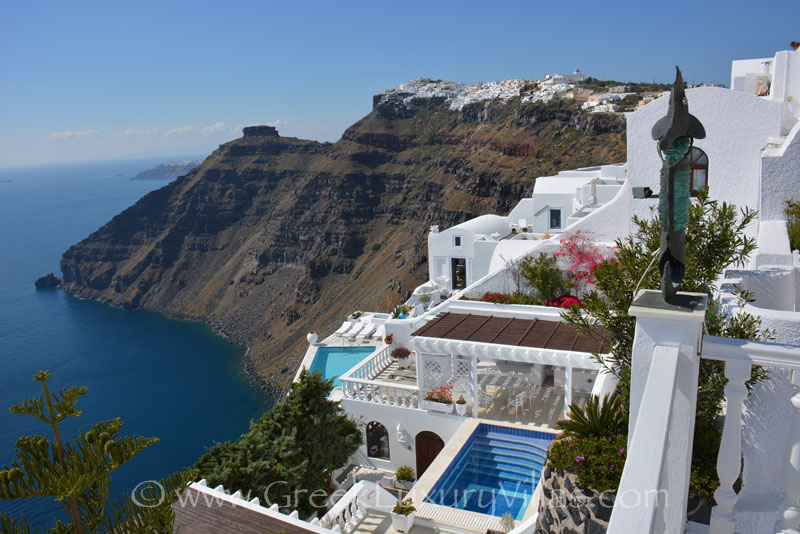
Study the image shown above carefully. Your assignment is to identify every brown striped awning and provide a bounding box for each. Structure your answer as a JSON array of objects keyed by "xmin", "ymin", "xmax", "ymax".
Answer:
[{"xmin": 411, "ymin": 312, "xmax": 609, "ymax": 354}]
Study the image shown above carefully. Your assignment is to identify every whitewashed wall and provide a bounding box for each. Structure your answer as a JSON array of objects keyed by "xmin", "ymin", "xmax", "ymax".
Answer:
[{"xmin": 339, "ymin": 400, "xmax": 466, "ymax": 475}]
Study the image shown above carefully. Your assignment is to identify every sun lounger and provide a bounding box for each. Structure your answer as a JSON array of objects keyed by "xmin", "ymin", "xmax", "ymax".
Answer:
[
  {"xmin": 356, "ymin": 324, "xmax": 376, "ymax": 340},
  {"xmin": 334, "ymin": 321, "xmax": 354, "ymax": 336},
  {"xmin": 372, "ymin": 324, "xmax": 385, "ymax": 341},
  {"xmin": 348, "ymin": 322, "xmax": 367, "ymax": 338}
]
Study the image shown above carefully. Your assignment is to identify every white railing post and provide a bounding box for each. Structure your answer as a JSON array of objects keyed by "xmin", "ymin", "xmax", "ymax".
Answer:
[
  {"xmin": 623, "ymin": 290, "xmax": 707, "ymax": 532},
  {"xmin": 709, "ymin": 359, "xmax": 751, "ymax": 534},
  {"xmin": 779, "ymin": 370, "xmax": 800, "ymax": 534}
]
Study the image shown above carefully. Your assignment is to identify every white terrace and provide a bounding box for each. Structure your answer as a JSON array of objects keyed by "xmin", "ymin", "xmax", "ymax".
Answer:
[{"xmin": 337, "ymin": 300, "xmax": 614, "ymax": 430}]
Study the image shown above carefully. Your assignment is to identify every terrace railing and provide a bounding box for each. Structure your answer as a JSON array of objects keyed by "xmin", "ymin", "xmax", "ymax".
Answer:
[
  {"xmin": 608, "ymin": 295, "xmax": 800, "ymax": 534},
  {"xmin": 338, "ymin": 345, "xmax": 421, "ymax": 409},
  {"xmin": 701, "ymin": 336, "xmax": 800, "ymax": 534}
]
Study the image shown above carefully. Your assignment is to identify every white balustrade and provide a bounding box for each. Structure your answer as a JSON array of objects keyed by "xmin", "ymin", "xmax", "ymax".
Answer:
[
  {"xmin": 709, "ymin": 359, "xmax": 751, "ymax": 534},
  {"xmin": 338, "ymin": 346, "xmax": 420, "ymax": 409},
  {"xmin": 780, "ymin": 370, "xmax": 800, "ymax": 534},
  {"xmin": 701, "ymin": 335, "xmax": 800, "ymax": 534}
]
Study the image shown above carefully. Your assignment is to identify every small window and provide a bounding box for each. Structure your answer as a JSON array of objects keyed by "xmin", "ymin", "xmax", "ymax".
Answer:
[
  {"xmin": 549, "ymin": 209, "xmax": 562, "ymax": 230},
  {"xmin": 454, "ymin": 236, "xmax": 462, "ymax": 247},
  {"xmin": 688, "ymin": 147, "xmax": 708, "ymax": 197},
  {"xmin": 366, "ymin": 421, "xmax": 389, "ymax": 459}
]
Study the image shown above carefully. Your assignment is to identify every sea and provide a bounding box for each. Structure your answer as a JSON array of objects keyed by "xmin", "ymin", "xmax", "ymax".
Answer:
[{"xmin": 0, "ymin": 158, "xmax": 270, "ymax": 529}]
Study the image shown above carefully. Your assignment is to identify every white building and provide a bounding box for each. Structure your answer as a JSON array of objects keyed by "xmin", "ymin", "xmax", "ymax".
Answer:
[{"xmin": 424, "ymin": 164, "xmax": 625, "ymax": 292}]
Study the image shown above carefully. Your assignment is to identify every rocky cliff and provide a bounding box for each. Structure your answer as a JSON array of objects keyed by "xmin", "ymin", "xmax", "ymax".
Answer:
[{"xmin": 60, "ymin": 88, "xmax": 626, "ymax": 393}]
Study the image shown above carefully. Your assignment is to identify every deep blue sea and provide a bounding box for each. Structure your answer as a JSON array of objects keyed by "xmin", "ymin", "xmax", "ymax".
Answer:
[{"xmin": 0, "ymin": 159, "xmax": 270, "ymax": 529}]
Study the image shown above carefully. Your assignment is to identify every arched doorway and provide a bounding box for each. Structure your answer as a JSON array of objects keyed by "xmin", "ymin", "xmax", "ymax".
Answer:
[{"xmin": 416, "ymin": 431, "xmax": 445, "ymax": 477}]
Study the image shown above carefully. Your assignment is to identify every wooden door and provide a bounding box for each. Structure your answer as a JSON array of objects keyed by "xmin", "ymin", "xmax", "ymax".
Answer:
[{"xmin": 416, "ymin": 431, "xmax": 445, "ymax": 477}]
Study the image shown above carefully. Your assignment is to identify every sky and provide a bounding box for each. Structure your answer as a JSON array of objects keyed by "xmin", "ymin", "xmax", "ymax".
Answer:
[{"xmin": 1, "ymin": 0, "xmax": 798, "ymax": 168}]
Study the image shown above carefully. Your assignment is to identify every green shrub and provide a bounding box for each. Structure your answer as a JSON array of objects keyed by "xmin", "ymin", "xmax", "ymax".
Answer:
[
  {"xmin": 371, "ymin": 243, "xmax": 382, "ymax": 252},
  {"xmin": 547, "ymin": 434, "xmax": 627, "ymax": 492},
  {"xmin": 787, "ymin": 199, "xmax": 800, "ymax": 252},
  {"xmin": 520, "ymin": 254, "xmax": 573, "ymax": 301},
  {"xmin": 556, "ymin": 393, "xmax": 626, "ymax": 438},
  {"xmin": 393, "ymin": 498, "xmax": 416, "ymax": 515},
  {"xmin": 395, "ymin": 465, "xmax": 415, "ymax": 482}
]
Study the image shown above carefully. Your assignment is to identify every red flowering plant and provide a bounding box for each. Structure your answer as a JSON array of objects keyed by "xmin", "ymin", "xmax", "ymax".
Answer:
[
  {"xmin": 554, "ymin": 230, "xmax": 607, "ymax": 297},
  {"xmin": 545, "ymin": 296, "xmax": 583, "ymax": 309},
  {"xmin": 426, "ymin": 385, "xmax": 454, "ymax": 404}
]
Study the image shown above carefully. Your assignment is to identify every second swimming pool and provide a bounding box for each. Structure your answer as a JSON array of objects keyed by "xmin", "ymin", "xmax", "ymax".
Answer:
[{"xmin": 308, "ymin": 345, "xmax": 376, "ymax": 387}]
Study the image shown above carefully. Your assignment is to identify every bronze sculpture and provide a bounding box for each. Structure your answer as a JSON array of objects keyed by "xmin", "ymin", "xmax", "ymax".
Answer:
[{"xmin": 651, "ymin": 67, "xmax": 705, "ymax": 301}]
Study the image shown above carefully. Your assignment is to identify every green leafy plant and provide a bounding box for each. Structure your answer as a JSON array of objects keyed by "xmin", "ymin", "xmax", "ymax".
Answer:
[
  {"xmin": 547, "ymin": 434, "xmax": 627, "ymax": 492},
  {"xmin": 500, "ymin": 512, "xmax": 516, "ymax": 533},
  {"xmin": 520, "ymin": 253, "xmax": 573, "ymax": 301},
  {"xmin": 395, "ymin": 466, "xmax": 415, "ymax": 482},
  {"xmin": 0, "ymin": 370, "xmax": 194, "ymax": 534},
  {"xmin": 195, "ymin": 369, "xmax": 362, "ymax": 516},
  {"xmin": 786, "ymin": 199, "xmax": 800, "ymax": 252},
  {"xmin": 419, "ymin": 293, "xmax": 432, "ymax": 304},
  {"xmin": 392, "ymin": 498, "xmax": 416, "ymax": 515},
  {"xmin": 556, "ymin": 392, "xmax": 625, "ymax": 438}
]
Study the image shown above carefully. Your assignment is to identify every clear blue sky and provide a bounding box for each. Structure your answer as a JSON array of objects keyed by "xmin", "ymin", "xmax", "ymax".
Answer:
[{"xmin": 1, "ymin": 0, "xmax": 798, "ymax": 167}]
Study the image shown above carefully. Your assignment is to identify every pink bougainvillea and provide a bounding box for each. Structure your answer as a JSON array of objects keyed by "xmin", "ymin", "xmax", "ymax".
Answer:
[
  {"xmin": 554, "ymin": 230, "xmax": 605, "ymax": 295},
  {"xmin": 545, "ymin": 296, "xmax": 584, "ymax": 309}
]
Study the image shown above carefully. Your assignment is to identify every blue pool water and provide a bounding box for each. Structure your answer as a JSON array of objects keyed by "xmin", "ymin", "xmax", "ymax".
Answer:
[
  {"xmin": 309, "ymin": 346, "xmax": 377, "ymax": 387},
  {"xmin": 425, "ymin": 424, "xmax": 555, "ymax": 520}
]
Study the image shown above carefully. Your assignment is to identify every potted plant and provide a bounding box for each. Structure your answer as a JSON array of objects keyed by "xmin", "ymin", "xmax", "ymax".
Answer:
[
  {"xmin": 306, "ymin": 331, "xmax": 318, "ymax": 345},
  {"xmin": 384, "ymin": 333, "xmax": 394, "ymax": 345},
  {"xmin": 455, "ymin": 395, "xmax": 468, "ymax": 416},
  {"xmin": 391, "ymin": 498, "xmax": 416, "ymax": 532},
  {"xmin": 391, "ymin": 347, "xmax": 412, "ymax": 369},
  {"xmin": 423, "ymin": 386, "xmax": 454, "ymax": 413},
  {"xmin": 394, "ymin": 465, "xmax": 415, "ymax": 491}
]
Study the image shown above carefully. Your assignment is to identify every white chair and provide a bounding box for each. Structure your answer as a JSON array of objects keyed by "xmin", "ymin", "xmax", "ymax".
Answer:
[
  {"xmin": 334, "ymin": 321, "xmax": 354, "ymax": 336},
  {"xmin": 348, "ymin": 322, "xmax": 367, "ymax": 338},
  {"xmin": 356, "ymin": 323, "xmax": 376, "ymax": 340},
  {"xmin": 507, "ymin": 391, "xmax": 526, "ymax": 419},
  {"xmin": 372, "ymin": 324, "xmax": 385, "ymax": 341},
  {"xmin": 478, "ymin": 389, "xmax": 494, "ymax": 412}
]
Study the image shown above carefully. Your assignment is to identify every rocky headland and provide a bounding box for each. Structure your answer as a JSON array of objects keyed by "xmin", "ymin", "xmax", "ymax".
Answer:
[{"xmin": 59, "ymin": 79, "xmax": 628, "ymax": 394}]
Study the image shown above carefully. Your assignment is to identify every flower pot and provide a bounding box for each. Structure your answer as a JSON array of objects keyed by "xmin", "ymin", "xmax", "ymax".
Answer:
[
  {"xmin": 397, "ymin": 356, "xmax": 411, "ymax": 369},
  {"xmin": 423, "ymin": 400, "xmax": 454, "ymax": 413},
  {"xmin": 456, "ymin": 402, "xmax": 467, "ymax": 416},
  {"xmin": 307, "ymin": 331, "xmax": 318, "ymax": 345},
  {"xmin": 391, "ymin": 512, "xmax": 415, "ymax": 532},
  {"xmin": 385, "ymin": 337, "xmax": 394, "ymax": 345}
]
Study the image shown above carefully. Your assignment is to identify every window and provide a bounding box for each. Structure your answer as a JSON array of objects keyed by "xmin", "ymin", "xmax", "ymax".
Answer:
[
  {"xmin": 688, "ymin": 147, "xmax": 708, "ymax": 197},
  {"xmin": 549, "ymin": 209, "xmax": 562, "ymax": 230},
  {"xmin": 366, "ymin": 421, "xmax": 389, "ymax": 459},
  {"xmin": 454, "ymin": 236, "xmax": 462, "ymax": 247}
]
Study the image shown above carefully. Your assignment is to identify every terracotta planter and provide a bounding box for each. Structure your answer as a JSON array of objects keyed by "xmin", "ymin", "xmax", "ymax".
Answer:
[
  {"xmin": 391, "ymin": 512, "xmax": 415, "ymax": 532},
  {"xmin": 307, "ymin": 331, "xmax": 318, "ymax": 345},
  {"xmin": 385, "ymin": 337, "xmax": 394, "ymax": 345}
]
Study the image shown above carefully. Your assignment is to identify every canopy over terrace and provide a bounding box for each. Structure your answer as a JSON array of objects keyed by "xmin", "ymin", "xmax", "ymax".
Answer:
[{"xmin": 410, "ymin": 312, "xmax": 610, "ymax": 417}]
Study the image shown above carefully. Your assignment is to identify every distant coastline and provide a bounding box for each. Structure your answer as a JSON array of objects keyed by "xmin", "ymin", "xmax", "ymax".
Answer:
[{"xmin": 131, "ymin": 160, "xmax": 200, "ymax": 180}]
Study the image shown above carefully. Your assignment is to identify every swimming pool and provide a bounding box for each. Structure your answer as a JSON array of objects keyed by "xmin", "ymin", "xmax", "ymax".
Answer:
[
  {"xmin": 425, "ymin": 424, "xmax": 554, "ymax": 520},
  {"xmin": 308, "ymin": 346, "xmax": 376, "ymax": 387}
]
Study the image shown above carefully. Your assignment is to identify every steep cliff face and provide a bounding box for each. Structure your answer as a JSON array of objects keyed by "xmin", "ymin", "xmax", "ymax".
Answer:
[{"xmin": 61, "ymin": 97, "xmax": 626, "ymax": 390}]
